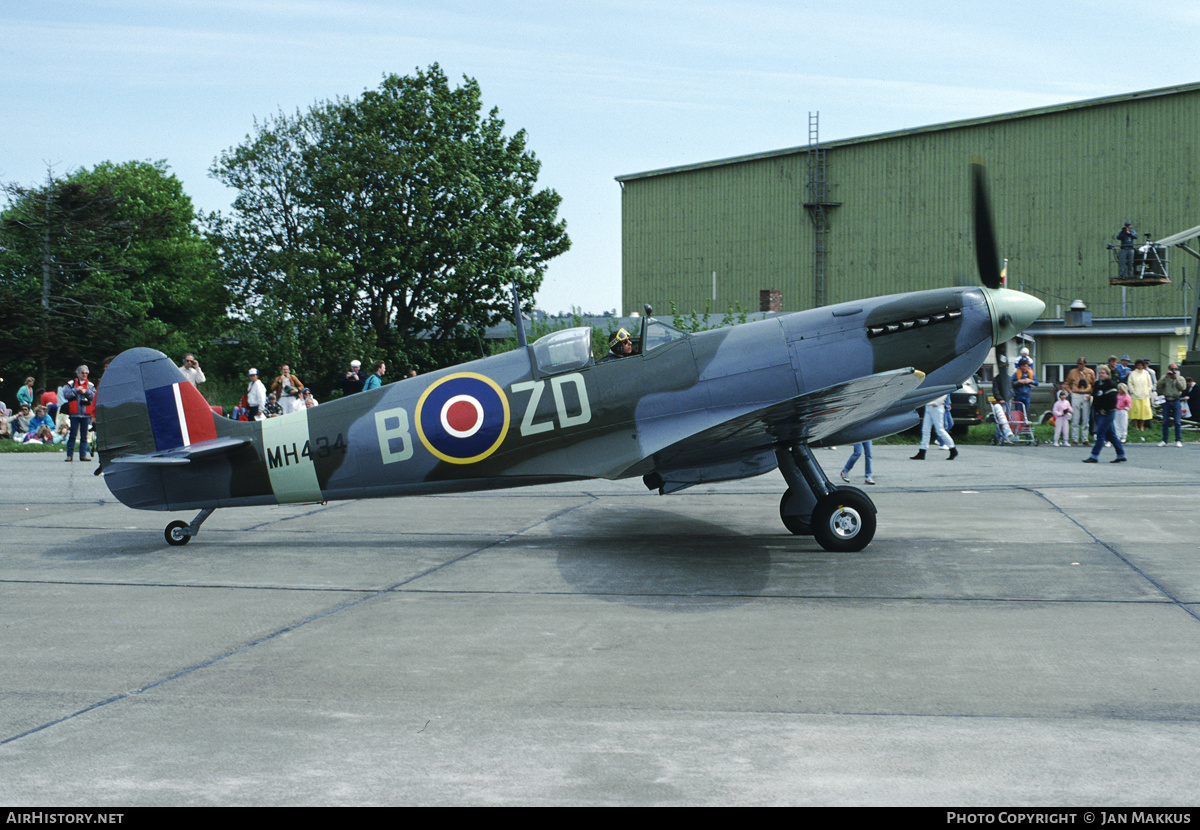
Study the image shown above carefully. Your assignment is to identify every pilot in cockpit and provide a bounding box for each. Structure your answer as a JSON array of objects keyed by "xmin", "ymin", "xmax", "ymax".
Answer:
[{"xmin": 604, "ymin": 328, "xmax": 639, "ymax": 361}]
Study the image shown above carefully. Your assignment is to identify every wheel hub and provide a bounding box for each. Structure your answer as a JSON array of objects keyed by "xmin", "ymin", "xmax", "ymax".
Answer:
[{"xmin": 828, "ymin": 506, "xmax": 862, "ymax": 539}]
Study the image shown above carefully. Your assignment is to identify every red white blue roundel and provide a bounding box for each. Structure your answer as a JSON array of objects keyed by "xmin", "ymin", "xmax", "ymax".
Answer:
[{"xmin": 415, "ymin": 372, "xmax": 510, "ymax": 464}]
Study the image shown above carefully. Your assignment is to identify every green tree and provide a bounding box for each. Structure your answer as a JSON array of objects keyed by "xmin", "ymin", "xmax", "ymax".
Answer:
[
  {"xmin": 0, "ymin": 161, "xmax": 227, "ymax": 387},
  {"xmin": 209, "ymin": 64, "xmax": 570, "ymax": 389}
]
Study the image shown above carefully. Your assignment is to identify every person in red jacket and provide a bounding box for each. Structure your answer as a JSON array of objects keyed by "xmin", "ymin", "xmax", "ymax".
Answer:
[{"xmin": 63, "ymin": 365, "xmax": 96, "ymax": 462}]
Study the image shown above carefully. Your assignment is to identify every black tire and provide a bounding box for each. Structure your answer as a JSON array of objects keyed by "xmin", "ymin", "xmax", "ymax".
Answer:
[
  {"xmin": 779, "ymin": 489, "xmax": 810, "ymax": 535},
  {"xmin": 165, "ymin": 520, "xmax": 191, "ymax": 546},
  {"xmin": 832, "ymin": 485, "xmax": 876, "ymax": 513},
  {"xmin": 811, "ymin": 489, "xmax": 876, "ymax": 552}
]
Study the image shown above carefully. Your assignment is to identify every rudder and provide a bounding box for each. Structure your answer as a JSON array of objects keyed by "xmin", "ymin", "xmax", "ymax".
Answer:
[
  {"xmin": 96, "ymin": 348, "xmax": 227, "ymax": 510},
  {"xmin": 97, "ymin": 348, "xmax": 207, "ymax": 462}
]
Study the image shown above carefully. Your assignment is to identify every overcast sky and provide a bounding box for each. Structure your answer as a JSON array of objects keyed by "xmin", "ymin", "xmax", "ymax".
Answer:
[{"xmin": 4, "ymin": 0, "xmax": 1198, "ymax": 316}]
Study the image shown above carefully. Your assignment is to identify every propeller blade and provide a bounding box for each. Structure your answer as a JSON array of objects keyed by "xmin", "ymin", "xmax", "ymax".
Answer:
[{"xmin": 971, "ymin": 160, "xmax": 1003, "ymax": 290}]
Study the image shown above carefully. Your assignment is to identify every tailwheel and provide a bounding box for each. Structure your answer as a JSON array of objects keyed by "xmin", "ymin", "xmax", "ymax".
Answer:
[
  {"xmin": 811, "ymin": 488, "xmax": 876, "ymax": 552},
  {"xmin": 165, "ymin": 520, "xmax": 191, "ymax": 546},
  {"xmin": 163, "ymin": 508, "xmax": 214, "ymax": 547}
]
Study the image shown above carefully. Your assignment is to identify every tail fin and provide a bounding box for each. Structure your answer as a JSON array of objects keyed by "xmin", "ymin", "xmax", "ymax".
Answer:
[
  {"xmin": 97, "ymin": 348, "xmax": 216, "ymax": 462},
  {"xmin": 97, "ymin": 348, "xmax": 251, "ymax": 510}
]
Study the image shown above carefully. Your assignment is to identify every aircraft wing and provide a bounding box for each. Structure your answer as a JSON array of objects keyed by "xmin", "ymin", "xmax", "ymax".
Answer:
[{"xmin": 646, "ymin": 368, "xmax": 931, "ymax": 481}]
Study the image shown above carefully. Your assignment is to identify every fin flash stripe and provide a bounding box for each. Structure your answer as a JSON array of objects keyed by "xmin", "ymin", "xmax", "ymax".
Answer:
[{"xmin": 145, "ymin": 382, "xmax": 218, "ymax": 451}]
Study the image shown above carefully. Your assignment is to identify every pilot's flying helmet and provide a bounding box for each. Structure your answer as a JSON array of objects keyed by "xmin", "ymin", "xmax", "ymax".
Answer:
[{"xmin": 609, "ymin": 328, "xmax": 631, "ymax": 350}]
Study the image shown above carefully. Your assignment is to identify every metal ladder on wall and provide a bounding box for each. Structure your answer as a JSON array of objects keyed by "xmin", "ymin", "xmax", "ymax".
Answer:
[{"xmin": 805, "ymin": 112, "xmax": 835, "ymax": 309}]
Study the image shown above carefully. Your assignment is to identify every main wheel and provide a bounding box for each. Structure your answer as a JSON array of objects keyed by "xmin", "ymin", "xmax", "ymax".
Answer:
[
  {"xmin": 833, "ymin": 485, "xmax": 876, "ymax": 513},
  {"xmin": 165, "ymin": 520, "xmax": 192, "ymax": 546},
  {"xmin": 779, "ymin": 489, "xmax": 810, "ymax": 535},
  {"xmin": 811, "ymin": 489, "xmax": 876, "ymax": 552}
]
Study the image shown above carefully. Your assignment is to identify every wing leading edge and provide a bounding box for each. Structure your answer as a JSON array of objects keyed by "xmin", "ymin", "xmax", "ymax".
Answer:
[{"xmin": 646, "ymin": 368, "xmax": 932, "ymax": 492}]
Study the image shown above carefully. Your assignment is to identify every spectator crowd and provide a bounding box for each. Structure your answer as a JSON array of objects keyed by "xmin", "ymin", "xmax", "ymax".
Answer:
[
  {"xmin": 6, "ymin": 348, "xmax": 1194, "ymax": 459},
  {"xmin": 3, "ymin": 352, "xmax": 424, "ymax": 448},
  {"xmin": 1025, "ymin": 353, "xmax": 1198, "ymax": 450},
  {"xmin": 1, "ymin": 370, "xmax": 96, "ymax": 456}
]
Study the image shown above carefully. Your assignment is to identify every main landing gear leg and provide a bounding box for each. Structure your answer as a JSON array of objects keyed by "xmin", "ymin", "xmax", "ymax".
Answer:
[
  {"xmin": 164, "ymin": 508, "xmax": 215, "ymax": 547},
  {"xmin": 776, "ymin": 445, "xmax": 877, "ymax": 552}
]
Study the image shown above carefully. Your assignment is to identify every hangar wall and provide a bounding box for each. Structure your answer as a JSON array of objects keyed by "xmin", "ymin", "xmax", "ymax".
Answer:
[{"xmin": 618, "ymin": 84, "xmax": 1200, "ymax": 323}]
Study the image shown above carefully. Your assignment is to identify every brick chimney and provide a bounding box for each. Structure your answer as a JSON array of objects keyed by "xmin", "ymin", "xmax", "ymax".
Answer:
[{"xmin": 759, "ymin": 289, "xmax": 782, "ymax": 313}]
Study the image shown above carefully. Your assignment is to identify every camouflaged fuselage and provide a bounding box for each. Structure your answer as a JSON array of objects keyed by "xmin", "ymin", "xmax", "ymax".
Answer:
[{"xmin": 97, "ymin": 284, "xmax": 1040, "ymax": 512}]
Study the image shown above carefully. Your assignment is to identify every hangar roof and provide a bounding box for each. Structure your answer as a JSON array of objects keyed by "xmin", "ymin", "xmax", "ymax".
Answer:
[{"xmin": 615, "ymin": 81, "xmax": 1200, "ymax": 183}]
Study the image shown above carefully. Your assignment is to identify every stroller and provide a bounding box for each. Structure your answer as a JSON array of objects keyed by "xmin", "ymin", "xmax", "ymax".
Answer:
[
  {"xmin": 990, "ymin": 399, "xmax": 1038, "ymax": 445},
  {"xmin": 1005, "ymin": 401, "xmax": 1038, "ymax": 445}
]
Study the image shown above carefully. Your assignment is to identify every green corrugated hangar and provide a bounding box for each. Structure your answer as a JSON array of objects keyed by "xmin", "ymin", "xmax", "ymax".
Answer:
[{"xmin": 617, "ymin": 83, "xmax": 1200, "ymax": 382}]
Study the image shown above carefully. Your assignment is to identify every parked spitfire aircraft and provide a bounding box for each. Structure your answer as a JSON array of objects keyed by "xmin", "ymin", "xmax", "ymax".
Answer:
[{"xmin": 96, "ymin": 163, "xmax": 1043, "ymax": 551}]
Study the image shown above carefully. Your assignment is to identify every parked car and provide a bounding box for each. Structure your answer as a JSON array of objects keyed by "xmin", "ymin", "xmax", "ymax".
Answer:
[
  {"xmin": 948, "ymin": 376, "xmax": 984, "ymax": 435},
  {"xmin": 908, "ymin": 377, "xmax": 984, "ymax": 437}
]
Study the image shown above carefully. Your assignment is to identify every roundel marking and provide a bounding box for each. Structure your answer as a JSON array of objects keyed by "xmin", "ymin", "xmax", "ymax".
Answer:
[
  {"xmin": 415, "ymin": 372, "xmax": 510, "ymax": 464},
  {"xmin": 442, "ymin": 395, "xmax": 484, "ymax": 438}
]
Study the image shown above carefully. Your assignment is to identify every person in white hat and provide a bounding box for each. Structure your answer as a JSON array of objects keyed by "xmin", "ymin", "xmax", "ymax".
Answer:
[
  {"xmin": 246, "ymin": 368, "xmax": 267, "ymax": 420},
  {"xmin": 341, "ymin": 359, "xmax": 366, "ymax": 396}
]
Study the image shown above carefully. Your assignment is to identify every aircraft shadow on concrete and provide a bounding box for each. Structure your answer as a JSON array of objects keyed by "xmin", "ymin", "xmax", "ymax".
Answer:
[
  {"xmin": 43, "ymin": 531, "xmax": 187, "ymax": 560},
  {"xmin": 47, "ymin": 527, "xmax": 517, "ymax": 560},
  {"xmin": 551, "ymin": 507, "xmax": 775, "ymax": 610}
]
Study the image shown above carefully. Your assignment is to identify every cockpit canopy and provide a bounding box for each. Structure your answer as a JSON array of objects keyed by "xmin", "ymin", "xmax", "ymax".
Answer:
[
  {"xmin": 641, "ymin": 319, "xmax": 688, "ymax": 352},
  {"xmin": 529, "ymin": 319, "xmax": 690, "ymax": 375},
  {"xmin": 531, "ymin": 327, "xmax": 593, "ymax": 375}
]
